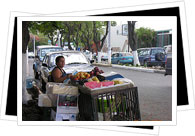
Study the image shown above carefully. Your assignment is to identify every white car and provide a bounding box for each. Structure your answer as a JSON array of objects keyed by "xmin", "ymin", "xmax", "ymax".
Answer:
[{"xmin": 40, "ymin": 51, "xmax": 95, "ymax": 92}]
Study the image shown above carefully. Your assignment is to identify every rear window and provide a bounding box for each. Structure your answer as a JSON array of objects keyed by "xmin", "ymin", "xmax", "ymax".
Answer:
[
  {"xmin": 41, "ymin": 48, "xmax": 63, "ymax": 57},
  {"xmin": 139, "ymin": 49, "xmax": 150, "ymax": 56},
  {"xmin": 151, "ymin": 49, "xmax": 165, "ymax": 55}
]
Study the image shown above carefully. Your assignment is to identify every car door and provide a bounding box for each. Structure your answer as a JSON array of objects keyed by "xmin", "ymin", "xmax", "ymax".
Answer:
[
  {"xmin": 111, "ymin": 53, "xmax": 116, "ymax": 64},
  {"xmin": 41, "ymin": 55, "xmax": 50, "ymax": 83},
  {"xmin": 118, "ymin": 53, "xmax": 123, "ymax": 62},
  {"xmin": 138, "ymin": 50, "xmax": 146, "ymax": 65},
  {"xmin": 150, "ymin": 49, "xmax": 157, "ymax": 62},
  {"xmin": 114, "ymin": 53, "xmax": 120, "ymax": 63}
]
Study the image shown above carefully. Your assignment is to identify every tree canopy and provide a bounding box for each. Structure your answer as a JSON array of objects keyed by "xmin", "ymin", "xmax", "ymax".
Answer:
[
  {"xmin": 28, "ymin": 21, "xmax": 117, "ymax": 52},
  {"xmin": 135, "ymin": 27, "xmax": 156, "ymax": 48}
]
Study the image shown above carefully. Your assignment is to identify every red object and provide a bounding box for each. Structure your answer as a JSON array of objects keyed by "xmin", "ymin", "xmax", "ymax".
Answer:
[
  {"xmin": 122, "ymin": 58, "xmax": 126, "ymax": 60},
  {"xmin": 165, "ymin": 58, "xmax": 167, "ymax": 65},
  {"xmin": 101, "ymin": 81, "xmax": 114, "ymax": 87},
  {"xmin": 84, "ymin": 81, "xmax": 101, "ymax": 89}
]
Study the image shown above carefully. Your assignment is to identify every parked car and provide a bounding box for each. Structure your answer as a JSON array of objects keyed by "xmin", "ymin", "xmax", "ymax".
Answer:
[
  {"xmin": 165, "ymin": 45, "xmax": 172, "ymax": 75},
  {"xmin": 138, "ymin": 47, "xmax": 166, "ymax": 67},
  {"xmin": 33, "ymin": 45, "xmax": 63, "ymax": 79},
  {"xmin": 83, "ymin": 50, "xmax": 93, "ymax": 61},
  {"xmin": 111, "ymin": 52, "xmax": 134, "ymax": 65},
  {"xmin": 164, "ymin": 45, "xmax": 172, "ymax": 54},
  {"xmin": 101, "ymin": 52, "xmax": 108, "ymax": 61},
  {"xmin": 40, "ymin": 51, "xmax": 94, "ymax": 91},
  {"xmin": 28, "ymin": 52, "xmax": 34, "ymax": 59}
]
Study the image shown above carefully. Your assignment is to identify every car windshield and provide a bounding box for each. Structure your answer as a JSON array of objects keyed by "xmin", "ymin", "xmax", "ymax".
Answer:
[
  {"xmin": 151, "ymin": 49, "xmax": 165, "ymax": 55},
  {"xmin": 49, "ymin": 52, "xmax": 89, "ymax": 67},
  {"xmin": 39, "ymin": 47, "xmax": 63, "ymax": 60},
  {"xmin": 41, "ymin": 48, "xmax": 63, "ymax": 57}
]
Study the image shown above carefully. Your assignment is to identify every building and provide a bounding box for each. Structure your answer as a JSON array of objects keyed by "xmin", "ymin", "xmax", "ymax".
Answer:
[{"xmin": 101, "ymin": 24, "xmax": 172, "ymax": 52}]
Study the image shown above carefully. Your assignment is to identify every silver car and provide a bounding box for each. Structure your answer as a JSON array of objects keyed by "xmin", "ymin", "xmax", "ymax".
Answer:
[
  {"xmin": 40, "ymin": 51, "xmax": 95, "ymax": 91},
  {"xmin": 33, "ymin": 45, "xmax": 63, "ymax": 79}
]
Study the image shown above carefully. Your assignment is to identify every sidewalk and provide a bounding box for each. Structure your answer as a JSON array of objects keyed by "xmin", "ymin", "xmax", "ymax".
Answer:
[{"xmin": 93, "ymin": 63, "xmax": 165, "ymax": 74}]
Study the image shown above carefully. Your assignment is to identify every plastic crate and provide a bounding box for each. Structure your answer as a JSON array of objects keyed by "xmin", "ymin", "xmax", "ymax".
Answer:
[{"xmin": 78, "ymin": 86, "xmax": 141, "ymax": 121}]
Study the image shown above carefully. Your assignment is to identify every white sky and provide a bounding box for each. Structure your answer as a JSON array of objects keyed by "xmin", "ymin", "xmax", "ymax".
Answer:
[{"xmin": 117, "ymin": 20, "xmax": 173, "ymax": 31}]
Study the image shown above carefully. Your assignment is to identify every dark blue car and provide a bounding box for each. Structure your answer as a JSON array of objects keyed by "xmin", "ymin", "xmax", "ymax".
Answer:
[{"xmin": 138, "ymin": 47, "xmax": 166, "ymax": 67}]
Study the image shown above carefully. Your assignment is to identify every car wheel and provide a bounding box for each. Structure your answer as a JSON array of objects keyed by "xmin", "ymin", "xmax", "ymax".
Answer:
[
  {"xmin": 117, "ymin": 60, "xmax": 120, "ymax": 65},
  {"xmin": 162, "ymin": 63, "xmax": 165, "ymax": 68},
  {"xmin": 41, "ymin": 78, "xmax": 46, "ymax": 93}
]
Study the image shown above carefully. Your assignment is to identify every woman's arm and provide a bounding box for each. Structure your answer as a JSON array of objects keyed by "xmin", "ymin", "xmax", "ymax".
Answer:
[{"xmin": 52, "ymin": 69, "xmax": 68, "ymax": 83}]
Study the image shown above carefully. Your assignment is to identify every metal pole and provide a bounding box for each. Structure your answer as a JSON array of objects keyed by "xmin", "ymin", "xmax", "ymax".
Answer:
[
  {"xmin": 26, "ymin": 46, "xmax": 29, "ymax": 76},
  {"xmin": 33, "ymin": 35, "xmax": 35, "ymax": 57},
  {"xmin": 59, "ymin": 33, "xmax": 61, "ymax": 47},
  {"xmin": 162, "ymin": 32, "xmax": 164, "ymax": 47},
  {"xmin": 108, "ymin": 21, "xmax": 111, "ymax": 64}
]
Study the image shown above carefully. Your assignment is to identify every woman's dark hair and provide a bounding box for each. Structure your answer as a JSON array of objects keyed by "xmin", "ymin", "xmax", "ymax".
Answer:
[{"xmin": 55, "ymin": 56, "xmax": 65, "ymax": 64}]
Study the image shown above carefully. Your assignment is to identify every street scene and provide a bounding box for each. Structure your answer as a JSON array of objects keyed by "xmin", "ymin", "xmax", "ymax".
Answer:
[{"xmin": 22, "ymin": 19, "xmax": 173, "ymax": 121}]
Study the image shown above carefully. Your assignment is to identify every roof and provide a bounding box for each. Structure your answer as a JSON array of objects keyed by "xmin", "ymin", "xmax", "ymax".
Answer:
[
  {"xmin": 36, "ymin": 45, "xmax": 62, "ymax": 49},
  {"xmin": 137, "ymin": 47, "xmax": 165, "ymax": 50},
  {"xmin": 46, "ymin": 50, "xmax": 81, "ymax": 56}
]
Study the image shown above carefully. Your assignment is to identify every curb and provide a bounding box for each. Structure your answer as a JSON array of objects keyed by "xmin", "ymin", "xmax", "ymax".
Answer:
[
  {"xmin": 93, "ymin": 63, "xmax": 165, "ymax": 74},
  {"xmin": 93, "ymin": 63, "xmax": 112, "ymax": 67}
]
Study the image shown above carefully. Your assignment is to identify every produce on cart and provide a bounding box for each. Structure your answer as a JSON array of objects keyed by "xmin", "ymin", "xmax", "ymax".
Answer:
[
  {"xmin": 38, "ymin": 66, "xmax": 140, "ymax": 121},
  {"xmin": 69, "ymin": 69, "xmax": 140, "ymax": 121}
]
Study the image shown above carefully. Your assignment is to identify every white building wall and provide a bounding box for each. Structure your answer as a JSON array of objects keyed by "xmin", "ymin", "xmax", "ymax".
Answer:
[{"xmin": 110, "ymin": 25, "xmax": 128, "ymax": 52}]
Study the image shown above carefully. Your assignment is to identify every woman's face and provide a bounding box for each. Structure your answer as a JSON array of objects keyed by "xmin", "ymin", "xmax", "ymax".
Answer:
[{"xmin": 57, "ymin": 58, "xmax": 65, "ymax": 68}]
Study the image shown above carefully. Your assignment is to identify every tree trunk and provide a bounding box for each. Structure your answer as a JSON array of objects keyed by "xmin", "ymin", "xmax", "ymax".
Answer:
[
  {"xmin": 128, "ymin": 21, "xmax": 140, "ymax": 66},
  {"xmin": 93, "ymin": 21, "xmax": 100, "ymax": 52},
  {"xmin": 22, "ymin": 21, "xmax": 32, "ymax": 104},
  {"xmin": 100, "ymin": 21, "xmax": 109, "ymax": 50},
  {"xmin": 22, "ymin": 22, "xmax": 30, "ymax": 53},
  {"xmin": 67, "ymin": 34, "xmax": 73, "ymax": 50}
]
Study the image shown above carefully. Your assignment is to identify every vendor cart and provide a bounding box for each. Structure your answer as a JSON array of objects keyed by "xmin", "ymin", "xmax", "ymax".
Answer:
[
  {"xmin": 75, "ymin": 82, "xmax": 141, "ymax": 121},
  {"xmin": 38, "ymin": 72, "xmax": 141, "ymax": 121}
]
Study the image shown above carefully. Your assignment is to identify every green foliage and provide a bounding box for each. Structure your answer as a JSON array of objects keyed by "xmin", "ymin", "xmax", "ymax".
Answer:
[
  {"xmin": 135, "ymin": 27, "xmax": 156, "ymax": 48},
  {"xmin": 27, "ymin": 33, "xmax": 49, "ymax": 52},
  {"xmin": 28, "ymin": 21, "xmax": 117, "ymax": 51}
]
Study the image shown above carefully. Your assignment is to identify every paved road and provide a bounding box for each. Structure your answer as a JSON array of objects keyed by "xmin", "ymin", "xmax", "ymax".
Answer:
[
  {"xmin": 98, "ymin": 66, "xmax": 172, "ymax": 121},
  {"xmin": 28, "ymin": 58, "xmax": 172, "ymax": 121}
]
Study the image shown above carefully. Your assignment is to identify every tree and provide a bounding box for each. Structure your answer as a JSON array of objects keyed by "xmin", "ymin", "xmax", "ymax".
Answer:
[
  {"xmin": 127, "ymin": 21, "xmax": 140, "ymax": 66},
  {"xmin": 29, "ymin": 21, "xmax": 59, "ymax": 45},
  {"xmin": 93, "ymin": 21, "xmax": 117, "ymax": 52},
  {"xmin": 28, "ymin": 33, "xmax": 49, "ymax": 52},
  {"xmin": 22, "ymin": 21, "xmax": 30, "ymax": 53},
  {"xmin": 80, "ymin": 21, "xmax": 93, "ymax": 51},
  {"xmin": 135, "ymin": 27, "xmax": 156, "ymax": 48}
]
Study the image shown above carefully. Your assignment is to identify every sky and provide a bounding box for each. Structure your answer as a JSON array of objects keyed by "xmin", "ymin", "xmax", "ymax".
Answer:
[{"xmin": 117, "ymin": 19, "xmax": 173, "ymax": 31}]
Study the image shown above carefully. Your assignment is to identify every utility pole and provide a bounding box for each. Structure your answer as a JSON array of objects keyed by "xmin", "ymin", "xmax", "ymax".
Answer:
[
  {"xmin": 26, "ymin": 46, "xmax": 29, "ymax": 76},
  {"xmin": 108, "ymin": 21, "xmax": 111, "ymax": 64},
  {"xmin": 57, "ymin": 30, "xmax": 61, "ymax": 47},
  {"xmin": 33, "ymin": 35, "xmax": 35, "ymax": 57}
]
